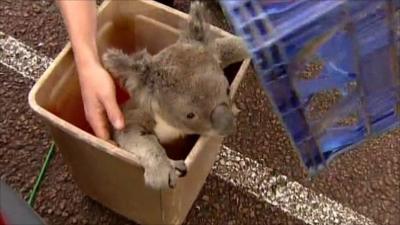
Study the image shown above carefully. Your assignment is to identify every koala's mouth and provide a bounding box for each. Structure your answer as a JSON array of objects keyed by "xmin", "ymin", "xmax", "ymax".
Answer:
[
  {"xmin": 215, "ymin": 126, "xmax": 235, "ymax": 137},
  {"xmin": 179, "ymin": 125, "xmax": 234, "ymax": 137},
  {"xmin": 210, "ymin": 104, "xmax": 236, "ymax": 136},
  {"xmin": 205, "ymin": 128, "xmax": 235, "ymax": 138}
]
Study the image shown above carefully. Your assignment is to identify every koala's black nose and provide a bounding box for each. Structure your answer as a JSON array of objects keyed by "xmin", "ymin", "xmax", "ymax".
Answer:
[{"xmin": 211, "ymin": 104, "xmax": 235, "ymax": 136}]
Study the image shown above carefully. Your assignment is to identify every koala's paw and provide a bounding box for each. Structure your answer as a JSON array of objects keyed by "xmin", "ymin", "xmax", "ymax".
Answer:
[
  {"xmin": 144, "ymin": 159, "xmax": 187, "ymax": 190},
  {"xmin": 170, "ymin": 160, "xmax": 187, "ymax": 177}
]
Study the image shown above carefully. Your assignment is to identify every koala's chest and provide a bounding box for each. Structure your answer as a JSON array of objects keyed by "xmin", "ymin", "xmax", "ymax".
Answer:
[{"xmin": 153, "ymin": 114, "xmax": 185, "ymax": 145}]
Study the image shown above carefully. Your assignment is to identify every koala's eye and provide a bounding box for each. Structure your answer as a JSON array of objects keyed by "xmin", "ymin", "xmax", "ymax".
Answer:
[{"xmin": 186, "ymin": 112, "xmax": 195, "ymax": 119}]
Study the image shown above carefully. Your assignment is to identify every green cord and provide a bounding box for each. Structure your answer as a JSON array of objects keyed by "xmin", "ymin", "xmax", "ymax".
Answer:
[{"xmin": 27, "ymin": 142, "xmax": 56, "ymax": 207}]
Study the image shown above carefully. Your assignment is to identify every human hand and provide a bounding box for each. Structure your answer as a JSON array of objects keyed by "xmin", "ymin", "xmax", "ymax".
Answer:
[{"xmin": 77, "ymin": 62, "xmax": 125, "ymax": 140}]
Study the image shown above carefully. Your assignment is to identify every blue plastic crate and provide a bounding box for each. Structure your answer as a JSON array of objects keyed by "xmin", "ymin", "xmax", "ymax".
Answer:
[{"xmin": 219, "ymin": 0, "xmax": 400, "ymax": 175}]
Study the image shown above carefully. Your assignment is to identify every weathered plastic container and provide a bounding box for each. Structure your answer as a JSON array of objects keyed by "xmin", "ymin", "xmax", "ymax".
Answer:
[{"xmin": 28, "ymin": 1, "xmax": 250, "ymax": 224}]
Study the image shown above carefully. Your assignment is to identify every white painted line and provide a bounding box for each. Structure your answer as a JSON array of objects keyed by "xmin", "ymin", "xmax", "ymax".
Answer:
[
  {"xmin": 214, "ymin": 146, "xmax": 377, "ymax": 225},
  {"xmin": 0, "ymin": 32, "xmax": 52, "ymax": 81},
  {"xmin": 0, "ymin": 32, "xmax": 377, "ymax": 225}
]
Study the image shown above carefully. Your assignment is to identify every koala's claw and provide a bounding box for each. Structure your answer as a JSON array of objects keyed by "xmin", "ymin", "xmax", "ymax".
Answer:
[
  {"xmin": 144, "ymin": 159, "xmax": 187, "ymax": 190},
  {"xmin": 170, "ymin": 160, "xmax": 187, "ymax": 177},
  {"xmin": 168, "ymin": 160, "xmax": 187, "ymax": 188},
  {"xmin": 168, "ymin": 173, "xmax": 177, "ymax": 189}
]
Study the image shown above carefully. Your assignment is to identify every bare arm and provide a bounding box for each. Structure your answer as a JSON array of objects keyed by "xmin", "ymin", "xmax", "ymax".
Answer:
[
  {"xmin": 56, "ymin": 0, "xmax": 125, "ymax": 140},
  {"xmin": 57, "ymin": 0, "xmax": 99, "ymax": 69}
]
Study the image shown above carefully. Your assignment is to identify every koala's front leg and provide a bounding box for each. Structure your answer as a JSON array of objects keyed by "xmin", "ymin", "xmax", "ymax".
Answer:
[{"xmin": 113, "ymin": 109, "xmax": 187, "ymax": 190}]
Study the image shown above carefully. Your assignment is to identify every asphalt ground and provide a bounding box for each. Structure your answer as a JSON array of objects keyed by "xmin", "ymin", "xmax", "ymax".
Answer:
[{"xmin": 1, "ymin": 1, "xmax": 399, "ymax": 225}]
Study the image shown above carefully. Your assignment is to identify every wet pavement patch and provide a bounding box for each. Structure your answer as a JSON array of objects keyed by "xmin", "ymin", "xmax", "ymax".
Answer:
[{"xmin": 0, "ymin": 65, "xmax": 51, "ymax": 203}]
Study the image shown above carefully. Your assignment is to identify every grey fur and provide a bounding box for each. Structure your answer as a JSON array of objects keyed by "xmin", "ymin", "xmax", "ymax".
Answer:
[{"xmin": 102, "ymin": 1, "xmax": 249, "ymax": 190}]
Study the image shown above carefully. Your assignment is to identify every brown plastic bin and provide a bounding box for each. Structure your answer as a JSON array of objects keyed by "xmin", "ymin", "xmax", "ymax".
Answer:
[{"xmin": 28, "ymin": 0, "xmax": 250, "ymax": 224}]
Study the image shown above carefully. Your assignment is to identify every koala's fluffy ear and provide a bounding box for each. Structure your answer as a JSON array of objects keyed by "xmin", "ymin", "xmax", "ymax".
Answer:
[
  {"xmin": 215, "ymin": 36, "xmax": 250, "ymax": 68},
  {"xmin": 102, "ymin": 48, "xmax": 152, "ymax": 92},
  {"xmin": 179, "ymin": 1, "xmax": 211, "ymax": 44}
]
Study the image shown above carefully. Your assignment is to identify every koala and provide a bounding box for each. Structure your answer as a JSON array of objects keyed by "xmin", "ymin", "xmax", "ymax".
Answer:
[{"xmin": 102, "ymin": 1, "xmax": 249, "ymax": 190}]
